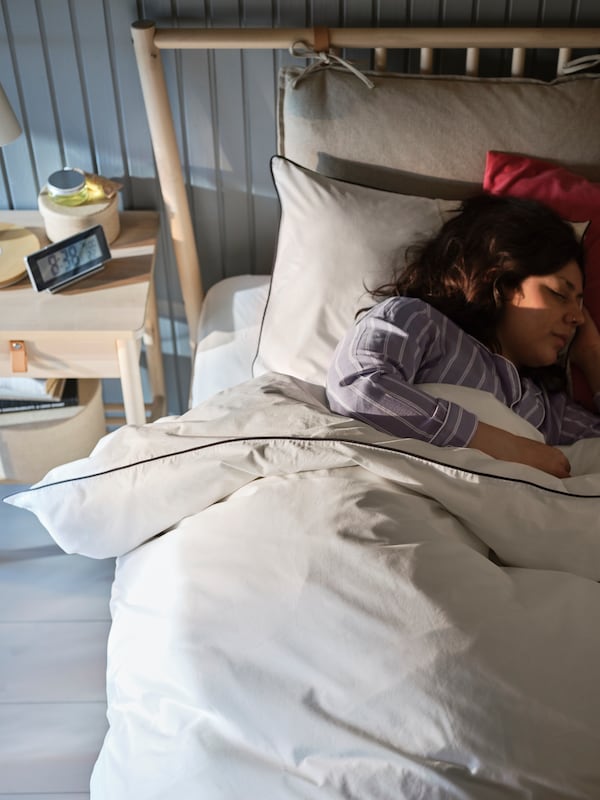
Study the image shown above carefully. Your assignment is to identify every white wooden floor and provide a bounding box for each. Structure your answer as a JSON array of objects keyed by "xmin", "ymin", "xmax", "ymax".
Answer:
[{"xmin": 0, "ymin": 483, "xmax": 114, "ymax": 800}]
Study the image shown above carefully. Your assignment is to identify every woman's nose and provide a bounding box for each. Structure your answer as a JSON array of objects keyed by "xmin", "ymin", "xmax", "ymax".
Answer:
[{"xmin": 568, "ymin": 303, "xmax": 585, "ymax": 326}]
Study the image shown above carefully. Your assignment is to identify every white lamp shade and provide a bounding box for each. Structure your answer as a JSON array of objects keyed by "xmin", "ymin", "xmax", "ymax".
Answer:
[{"xmin": 0, "ymin": 83, "xmax": 22, "ymax": 146}]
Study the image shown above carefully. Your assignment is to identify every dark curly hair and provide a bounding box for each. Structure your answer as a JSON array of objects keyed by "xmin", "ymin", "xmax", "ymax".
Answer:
[{"xmin": 367, "ymin": 192, "xmax": 584, "ymax": 389}]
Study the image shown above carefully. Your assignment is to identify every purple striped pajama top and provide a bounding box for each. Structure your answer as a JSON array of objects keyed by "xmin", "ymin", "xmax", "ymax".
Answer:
[{"xmin": 326, "ymin": 296, "xmax": 600, "ymax": 447}]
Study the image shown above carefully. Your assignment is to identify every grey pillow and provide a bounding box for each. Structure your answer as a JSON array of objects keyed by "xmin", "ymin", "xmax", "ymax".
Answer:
[{"xmin": 278, "ymin": 68, "xmax": 600, "ymax": 190}]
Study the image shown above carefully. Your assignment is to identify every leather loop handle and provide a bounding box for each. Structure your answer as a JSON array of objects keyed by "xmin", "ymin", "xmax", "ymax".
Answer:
[
  {"xmin": 10, "ymin": 339, "xmax": 27, "ymax": 373},
  {"xmin": 312, "ymin": 26, "xmax": 330, "ymax": 54}
]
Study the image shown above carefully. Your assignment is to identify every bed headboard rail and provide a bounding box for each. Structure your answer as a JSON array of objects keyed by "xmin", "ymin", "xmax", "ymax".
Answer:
[
  {"xmin": 150, "ymin": 26, "xmax": 600, "ymax": 77},
  {"xmin": 131, "ymin": 21, "xmax": 600, "ymax": 346}
]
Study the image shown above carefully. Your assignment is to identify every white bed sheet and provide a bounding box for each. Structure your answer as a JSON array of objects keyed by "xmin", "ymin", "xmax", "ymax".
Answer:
[
  {"xmin": 0, "ymin": 483, "xmax": 114, "ymax": 799},
  {"xmin": 190, "ymin": 274, "xmax": 270, "ymax": 407}
]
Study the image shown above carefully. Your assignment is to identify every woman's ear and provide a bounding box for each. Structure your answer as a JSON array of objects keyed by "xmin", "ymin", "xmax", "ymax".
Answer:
[{"xmin": 493, "ymin": 275, "xmax": 515, "ymax": 307}]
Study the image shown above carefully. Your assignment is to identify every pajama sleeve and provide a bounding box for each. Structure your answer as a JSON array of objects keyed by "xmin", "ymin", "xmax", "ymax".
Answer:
[{"xmin": 326, "ymin": 299, "xmax": 479, "ymax": 447}]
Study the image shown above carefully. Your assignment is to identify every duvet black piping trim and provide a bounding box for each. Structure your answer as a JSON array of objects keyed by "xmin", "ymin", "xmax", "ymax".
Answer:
[{"xmin": 11, "ymin": 434, "xmax": 600, "ymax": 500}]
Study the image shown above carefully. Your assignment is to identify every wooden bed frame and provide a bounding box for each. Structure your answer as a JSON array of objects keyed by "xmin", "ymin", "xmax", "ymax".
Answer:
[{"xmin": 130, "ymin": 22, "xmax": 600, "ymax": 349}]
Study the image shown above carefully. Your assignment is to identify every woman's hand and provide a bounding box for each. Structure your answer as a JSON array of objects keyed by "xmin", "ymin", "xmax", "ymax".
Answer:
[
  {"xmin": 469, "ymin": 421, "xmax": 571, "ymax": 478},
  {"xmin": 569, "ymin": 307, "xmax": 600, "ymax": 395}
]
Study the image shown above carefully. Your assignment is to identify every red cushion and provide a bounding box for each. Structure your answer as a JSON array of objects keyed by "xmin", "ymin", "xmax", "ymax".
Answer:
[{"xmin": 483, "ymin": 151, "xmax": 600, "ymax": 408}]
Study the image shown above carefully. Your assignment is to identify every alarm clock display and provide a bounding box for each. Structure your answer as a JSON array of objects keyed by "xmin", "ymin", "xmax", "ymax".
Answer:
[{"xmin": 25, "ymin": 224, "xmax": 111, "ymax": 292}]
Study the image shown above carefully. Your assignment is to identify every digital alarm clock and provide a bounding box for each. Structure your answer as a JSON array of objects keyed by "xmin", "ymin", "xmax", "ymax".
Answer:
[{"xmin": 25, "ymin": 224, "xmax": 111, "ymax": 292}]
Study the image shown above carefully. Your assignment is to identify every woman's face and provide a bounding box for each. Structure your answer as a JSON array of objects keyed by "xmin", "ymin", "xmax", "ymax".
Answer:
[{"xmin": 496, "ymin": 259, "xmax": 584, "ymax": 368}]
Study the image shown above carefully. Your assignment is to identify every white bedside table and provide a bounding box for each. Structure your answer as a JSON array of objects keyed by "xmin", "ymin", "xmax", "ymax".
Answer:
[{"xmin": 0, "ymin": 210, "xmax": 166, "ymax": 426}]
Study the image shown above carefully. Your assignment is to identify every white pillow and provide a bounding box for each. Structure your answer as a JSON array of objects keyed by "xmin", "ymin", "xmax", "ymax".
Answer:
[
  {"xmin": 254, "ymin": 157, "xmax": 457, "ymax": 384},
  {"xmin": 418, "ymin": 383, "xmax": 545, "ymax": 442}
]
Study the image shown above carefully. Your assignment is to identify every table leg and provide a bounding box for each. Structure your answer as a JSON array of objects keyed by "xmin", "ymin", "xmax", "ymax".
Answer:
[
  {"xmin": 144, "ymin": 282, "xmax": 166, "ymax": 419},
  {"xmin": 116, "ymin": 338, "xmax": 146, "ymax": 425}
]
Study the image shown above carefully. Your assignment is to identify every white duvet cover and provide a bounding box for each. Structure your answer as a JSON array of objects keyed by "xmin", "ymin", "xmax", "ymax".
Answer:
[{"xmin": 6, "ymin": 373, "xmax": 600, "ymax": 799}]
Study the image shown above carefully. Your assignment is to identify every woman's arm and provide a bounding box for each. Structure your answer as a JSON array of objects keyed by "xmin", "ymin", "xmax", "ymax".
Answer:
[
  {"xmin": 469, "ymin": 421, "xmax": 571, "ymax": 478},
  {"xmin": 328, "ymin": 298, "xmax": 572, "ymax": 478},
  {"xmin": 326, "ymin": 300, "xmax": 479, "ymax": 447}
]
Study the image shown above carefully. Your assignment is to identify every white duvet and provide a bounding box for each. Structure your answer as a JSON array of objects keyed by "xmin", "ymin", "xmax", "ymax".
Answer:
[{"xmin": 6, "ymin": 373, "xmax": 600, "ymax": 799}]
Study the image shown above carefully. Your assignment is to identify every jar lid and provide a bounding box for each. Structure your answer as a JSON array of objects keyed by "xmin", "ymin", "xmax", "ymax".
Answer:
[{"xmin": 47, "ymin": 168, "xmax": 86, "ymax": 196}]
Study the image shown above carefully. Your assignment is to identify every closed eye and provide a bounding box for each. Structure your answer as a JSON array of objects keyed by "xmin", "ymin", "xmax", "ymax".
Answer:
[{"xmin": 549, "ymin": 288, "xmax": 567, "ymax": 301}]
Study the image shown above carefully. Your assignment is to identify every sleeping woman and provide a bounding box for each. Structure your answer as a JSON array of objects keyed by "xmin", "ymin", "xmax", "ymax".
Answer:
[{"xmin": 326, "ymin": 193, "xmax": 600, "ymax": 479}]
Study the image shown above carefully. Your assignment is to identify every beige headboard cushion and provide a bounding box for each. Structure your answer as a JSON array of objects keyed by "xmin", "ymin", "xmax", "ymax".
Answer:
[{"xmin": 278, "ymin": 67, "xmax": 600, "ymax": 198}]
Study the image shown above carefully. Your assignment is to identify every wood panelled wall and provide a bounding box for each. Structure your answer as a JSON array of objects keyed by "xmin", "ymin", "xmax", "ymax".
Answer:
[{"xmin": 1, "ymin": 0, "xmax": 600, "ymax": 411}]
